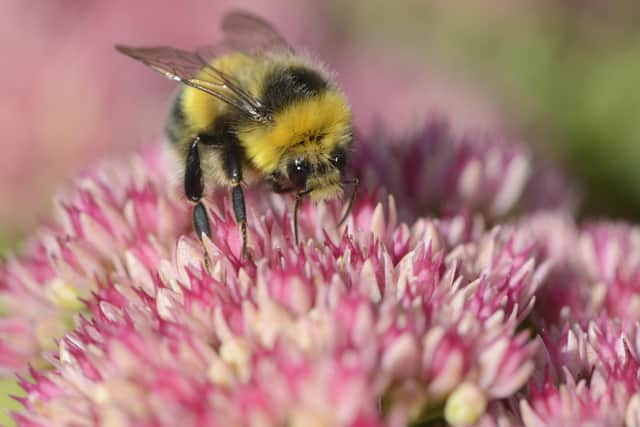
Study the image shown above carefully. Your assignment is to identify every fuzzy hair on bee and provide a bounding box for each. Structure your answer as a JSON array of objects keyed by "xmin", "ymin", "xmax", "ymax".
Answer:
[{"xmin": 116, "ymin": 10, "xmax": 357, "ymax": 258}]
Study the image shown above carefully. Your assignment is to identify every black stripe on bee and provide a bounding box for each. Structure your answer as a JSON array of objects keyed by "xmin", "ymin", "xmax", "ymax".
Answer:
[
  {"xmin": 261, "ymin": 66, "xmax": 328, "ymax": 113},
  {"xmin": 170, "ymin": 95, "xmax": 185, "ymax": 123},
  {"xmin": 165, "ymin": 94, "xmax": 186, "ymax": 144}
]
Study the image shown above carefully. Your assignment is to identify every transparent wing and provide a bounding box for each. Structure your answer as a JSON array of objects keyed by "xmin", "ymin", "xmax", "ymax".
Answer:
[
  {"xmin": 220, "ymin": 10, "xmax": 293, "ymax": 54},
  {"xmin": 115, "ymin": 44, "xmax": 265, "ymax": 120}
]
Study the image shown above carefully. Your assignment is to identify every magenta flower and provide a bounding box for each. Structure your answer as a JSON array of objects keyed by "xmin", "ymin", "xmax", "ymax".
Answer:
[
  {"xmin": 351, "ymin": 121, "xmax": 576, "ymax": 223},
  {"xmin": 0, "ymin": 148, "xmax": 188, "ymax": 374},
  {"xmin": 524, "ymin": 215, "xmax": 640, "ymax": 324},
  {"xmin": 0, "ymin": 121, "xmax": 560, "ymax": 426},
  {"xmin": 520, "ymin": 317, "xmax": 640, "ymax": 427},
  {"xmin": 471, "ymin": 217, "xmax": 640, "ymax": 427},
  {"xmin": 12, "ymin": 204, "xmax": 542, "ymax": 426}
]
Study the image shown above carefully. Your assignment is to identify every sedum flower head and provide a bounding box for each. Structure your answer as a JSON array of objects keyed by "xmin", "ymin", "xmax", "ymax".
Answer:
[
  {"xmin": 14, "ymin": 211, "xmax": 543, "ymax": 426},
  {"xmin": 470, "ymin": 217, "xmax": 640, "ymax": 427},
  {"xmin": 521, "ymin": 317, "xmax": 640, "ymax": 427},
  {"xmin": 0, "ymin": 148, "xmax": 188, "ymax": 375},
  {"xmin": 524, "ymin": 215, "xmax": 640, "ymax": 324},
  {"xmin": 1, "ymin": 120, "xmax": 575, "ymax": 425},
  {"xmin": 352, "ymin": 120, "xmax": 576, "ymax": 222}
]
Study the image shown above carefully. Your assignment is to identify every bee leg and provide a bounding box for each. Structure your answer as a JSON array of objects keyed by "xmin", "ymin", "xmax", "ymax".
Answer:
[
  {"xmin": 338, "ymin": 178, "xmax": 359, "ymax": 226},
  {"xmin": 185, "ymin": 135, "xmax": 220, "ymax": 272},
  {"xmin": 223, "ymin": 141, "xmax": 248, "ymax": 259},
  {"xmin": 185, "ymin": 136, "xmax": 212, "ymax": 239},
  {"xmin": 231, "ymin": 185, "xmax": 247, "ymax": 258},
  {"xmin": 193, "ymin": 202, "xmax": 211, "ymax": 239},
  {"xmin": 293, "ymin": 190, "xmax": 311, "ymax": 246}
]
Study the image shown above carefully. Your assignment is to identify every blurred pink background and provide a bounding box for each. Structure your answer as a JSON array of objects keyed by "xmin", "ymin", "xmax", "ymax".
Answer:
[{"xmin": 0, "ymin": 0, "xmax": 505, "ymax": 235}]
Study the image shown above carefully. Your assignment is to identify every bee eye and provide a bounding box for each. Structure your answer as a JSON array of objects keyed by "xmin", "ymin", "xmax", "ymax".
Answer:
[
  {"xmin": 287, "ymin": 158, "xmax": 310, "ymax": 190},
  {"xmin": 330, "ymin": 150, "xmax": 346, "ymax": 173}
]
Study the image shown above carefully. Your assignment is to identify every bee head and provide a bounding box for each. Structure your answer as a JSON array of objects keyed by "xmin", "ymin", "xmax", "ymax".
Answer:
[
  {"xmin": 267, "ymin": 147, "xmax": 348, "ymax": 200},
  {"xmin": 240, "ymin": 83, "xmax": 352, "ymax": 186}
]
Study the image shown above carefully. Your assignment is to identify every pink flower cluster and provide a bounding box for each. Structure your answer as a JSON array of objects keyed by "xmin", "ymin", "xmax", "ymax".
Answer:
[
  {"xmin": 13, "ymin": 204, "xmax": 543, "ymax": 426},
  {"xmin": 1, "ymin": 118, "xmax": 635, "ymax": 426},
  {"xmin": 525, "ymin": 215, "xmax": 640, "ymax": 324},
  {"xmin": 0, "ymin": 148, "xmax": 188, "ymax": 375},
  {"xmin": 351, "ymin": 121, "xmax": 576, "ymax": 222},
  {"xmin": 521, "ymin": 318, "xmax": 640, "ymax": 427}
]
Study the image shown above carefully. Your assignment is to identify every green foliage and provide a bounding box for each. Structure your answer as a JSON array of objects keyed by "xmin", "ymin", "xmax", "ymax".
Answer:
[
  {"xmin": 0, "ymin": 378, "xmax": 23, "ymax": 427},
  {"xmin": 0, "ymin": 233, "xmax": 19, "ymax": 258},
  {"xmin": 0, "ymin": 234, "xmax": 22, "ymax": 425},
  {"xmin": 345, "ymin": 3, "xmax": 640, "ymax": 220}
]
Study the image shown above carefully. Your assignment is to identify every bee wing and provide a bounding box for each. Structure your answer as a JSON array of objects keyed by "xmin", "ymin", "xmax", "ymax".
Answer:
[
  {"xmin": 115, "ymin": 45, "xmax": 265, "ymax": 120},
  {"xmin": 220, "ymin": 10, "xmax": 293, "ymax": 54},
  {"xmin": 194, "ymin": 11, "xmax": 293, "ymax": 62}
]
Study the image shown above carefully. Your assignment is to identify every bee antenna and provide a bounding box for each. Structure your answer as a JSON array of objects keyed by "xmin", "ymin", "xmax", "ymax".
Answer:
[
  {"xmin": 338, "ymin": 178, "xmax": 359, "ymax": 227},
  {"xmin": 293, "ymin": 190, "xmax": 311, "ymax": 245}
]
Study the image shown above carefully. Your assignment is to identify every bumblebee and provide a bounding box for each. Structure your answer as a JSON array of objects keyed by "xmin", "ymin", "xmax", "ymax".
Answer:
[{"xmin": 116, "ymin": 11, "xmax": 356, "ymax": 258}]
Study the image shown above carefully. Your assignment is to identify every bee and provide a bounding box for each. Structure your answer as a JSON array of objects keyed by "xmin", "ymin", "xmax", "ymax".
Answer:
[{"xmin": 116, "ymin": 11, "xmax": 357, "ymax": 258}]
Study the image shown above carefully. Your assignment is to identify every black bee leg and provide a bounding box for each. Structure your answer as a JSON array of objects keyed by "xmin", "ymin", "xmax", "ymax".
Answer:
[
  {"xmin": 293, "ymin": 189, "xmax": 312, "ymax": 246},
  {"xmin": 193, "ymin": 202, "xmax": 211, "ymax": 239},
  {"xmin": 224, "ymin": 141, "xmax": 248, "ymax": 259},
  {"xmin": 338, "ymin": 178, "xmax": 359, "ymax": 226},
  {"xmin": 185, "ymin": 136, "xmax": 212, "ymax": 240},
  {"xmin": 231, "ymin": 185, "xmax": 247, "ymax": 258},
  {"xmin": 184, "ymin": 135, "xmax": 218, "ymax": 273}
]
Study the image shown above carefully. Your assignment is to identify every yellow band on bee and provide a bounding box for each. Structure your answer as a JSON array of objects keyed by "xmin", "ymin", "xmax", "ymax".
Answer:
[{"xmin": 239, "ymin": 91, "xmax": 351, "ymax": 172}]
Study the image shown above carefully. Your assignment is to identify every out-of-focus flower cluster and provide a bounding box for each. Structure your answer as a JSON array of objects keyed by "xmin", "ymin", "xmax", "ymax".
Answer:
[
  {"xmin": 486, "ymin": 217, "xmax": 640, "ymax": 427},
  {"xmin": 520, "ymin": 318, "xmax": 640, "ymax": 427},
  {"xmin": 472, "ymin": 215, "xmax": 640, "ymax": 427},
  {"xmin": 352, "ymin": 121, "xmax": 576, "ymax": 222},
  {"xmin": 525, "ymin": 216, "xmax": 640, "ymax": 325},
  {"xmin": 0, "ymin": 148, "xmax": 188, "ymax": 375},
  {"xmin": 1, "ymin": 119, "xmax": 578, "ymax": 426}
]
